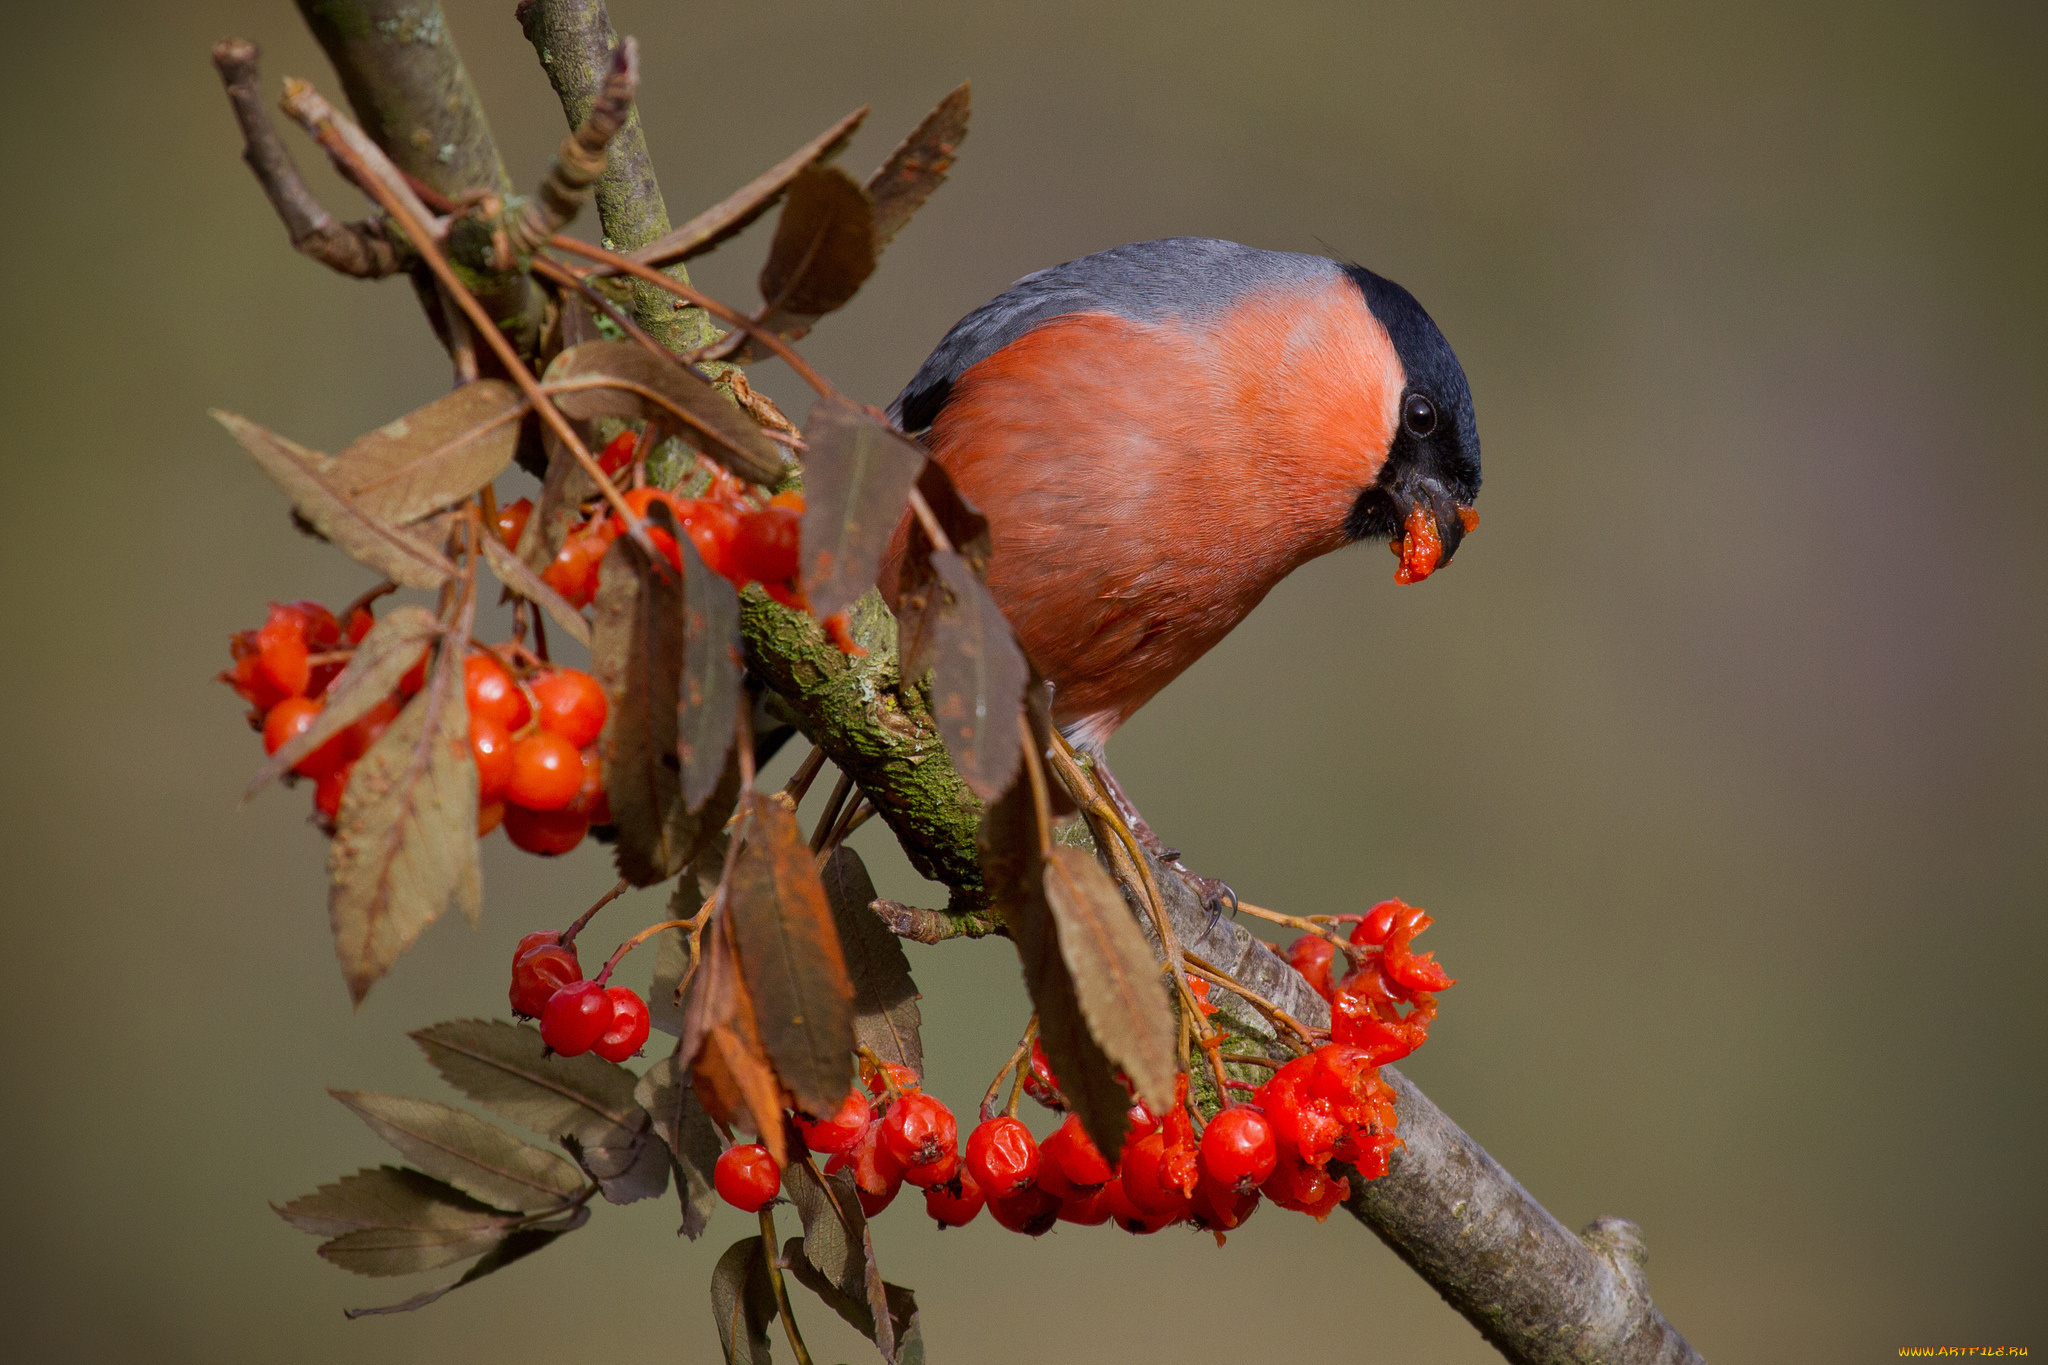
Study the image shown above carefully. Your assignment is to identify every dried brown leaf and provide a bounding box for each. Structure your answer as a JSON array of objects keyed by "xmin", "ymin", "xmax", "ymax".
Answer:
[
  {"xmin": 408, "ymin": 1019, "xmax": 645, "ymax": 1154},
  {"xmin": 325, "ymin": 380, "xmax": 525, "ymax": 526},
  {"xmin": 727, "ymin": 793, "xmax": 857, "ymax": 1115},
  {"xmin": 244, "ymin": 606, "xmax": 439, "ymax": 798},
  {"xmin": 783, "ymin": 1241, "xmax": 925, "ymax": 1365},
  {"xmin": 894, "ymin": 458, "xmax": 992, "ymax": 674},
  {"xmin": 626, "ymin": 105, "xmax": 868, "ymax": 270},
  {"xmin": 819, "ymin": 847, "xmax": 923, "ymax": 1077},
  {"xmin": 542, "ymin": 339, "xmax": 783, "ymax": 484},
  {"xmin": 866, "ymin": 82, "xmax": 970, "ymax": 252},
  {"xmin": 678, "ymin": 532, "xmax": 743, "ymax": 812},
  {"xmin": 799, "ymin": 398, "xmax": 928, "ymax": 622},
  {"xmin": 1042, "ymin": 845, "xmax": 1178, "ymax": 1114},
  {"xmin": 279, "ymin": 1166, "xmax": 514, "ymax": 1279},
  {"xmin": 924, "ymin": 550, "xmax": 1028, "ymax": 801},
  {"xmin": 327, "ymin": 624, "xmax": 480, "ymax": 1004},
  {"xmin": 213, "ymin": 410, "xmax": 456, "ymax": 590},
  {"xmin": 593, "ymin": 533, "xmax": 693, "ymax": 886},
  {"xmin": 328, "ymin": 1090, "xmax": 585, "ymax": 1213},
  {"xmin": 515, "ymin": 367, "xmax": 598, "ymax": 574},
  {"xmin": 759, "ymin": 166, "xmax": 877, "ymax": 318}
]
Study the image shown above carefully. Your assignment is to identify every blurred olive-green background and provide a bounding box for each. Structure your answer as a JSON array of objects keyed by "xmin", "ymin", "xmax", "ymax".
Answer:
[{"xmin": 3, "ymin": 2, "xmax": 2042, "ymax": 1360}]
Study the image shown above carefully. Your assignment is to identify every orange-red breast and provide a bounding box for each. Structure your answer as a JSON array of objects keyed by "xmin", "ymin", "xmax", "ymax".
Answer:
[{"xmin": 885, "ymin": 237, "xmax": 1480, "ymax": 753}]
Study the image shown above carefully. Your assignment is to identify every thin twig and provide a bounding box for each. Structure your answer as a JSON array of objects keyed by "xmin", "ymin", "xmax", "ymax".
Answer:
[
  {"xmin": 559, "ymin": 877, "xmax": 629, "ymax": 948},
  {"xmin": 1182, "ymin": 952, "xmax": 1320, "ymax": 1050},
  {"xmin": 507, "ymin": 39, "xmax": 640, "ymax": 256},
  {"xmin": 809, "ymin": 771, "xmax": 854, "ymax": 854},
  {"xmin": 211, "ymin": 41, "xmax": 403, "ymax": 278},
  {"xmin": 980, "ymin": 1016, "xmax": 1036, "ymax": 1123},
  {"xmin": 780, "ymin": 746, "xmax": 828, "ymax": 808}
]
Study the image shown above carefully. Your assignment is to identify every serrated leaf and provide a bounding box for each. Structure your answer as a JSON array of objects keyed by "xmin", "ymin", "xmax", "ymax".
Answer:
[
  {"xmin": 636, "ymin": 1048, "xmax": 721, "ymax": 1239},
  {"xmin": 866, "ymin": 82, "xmax": 970, "ymax": 252},
  {"xmin": 819, "ymin": 847, "xmax": 922, "ymax": 1077},
  {"xmin": 325, "ymin": 380, "xmax": 525, "ymax": 526},
  {"xmin": 652, "ymin": 840, "xmax": 728, "ymax": 1040},
  {"xmin": 711, "ymin": 1236, "xmax": 778, "ymax": 1365},
  {"xmin": 274, "ymin": 1165, "xmax": 499, "ymax": 1238},
  {"xmin": 679, "ymin": 532, "xmax": 743, "ymax": 812},
  {"xmin": 213, "ymin": 411, "xmax": 456, "ymax": 590},
  {"xmin": 542, "ymin": 340, "xmax": 782, "ymax": 484},
  {"xmin": 924, "ymin": 549, "xmax": 1028, "ymax": 802},
  {"xmin": 727, "ymin": 793, "xmax": 856, "ymax": 1115},
  {"xmin": 480, "ymin": 531, "xmax": 591, "ymax": 650},
  {"xmin": 980, "ymin": 775, "xmax": 1133, "ymax": 1165},
  {"xmin": 345, "ymin": 1222, "xmax": 579, "ymax": 1317},
  {"xmin": 409, "ymin": 1019, "xmax": 645, "ymax": 1155},
  {"xmin": 327, "ymin": 618, "xmax": 480, "ymax": 1004},
  {"xmin": 328, "ymin": 1090, "xmax": 585, "ymax": 1213},
  {"xmin": 564, "ymin": 1122, "xmax": 670, "ymax": 1206},
  {"xmin": 319, "ymin": 1223, "xmax": 510, "ymax": 1279},
  {"xmin": 784, "ymin": 1240, "xmax": 924, "ymax": 1365},
  {"xmin": 1042, "ymin": 845, "xmax": 1177, "ymax": 1114},
  {"xmin": 782, "ymin": 1159, "xmax": 865, "ymax": 1301},
  {"xmin": 678, "ymin": 892, "xmax": 740, "ymax": 1067},
  {"xmin": 626, "ymin": 105, "xmax": 868, "ymax": 270},
  {"xmin": 798, "ymin": 399, "xmax": 928, "ymax": 622},
  {"xmin": 244, "ymin": 606, "xmax": 439, "ymax": 798}
]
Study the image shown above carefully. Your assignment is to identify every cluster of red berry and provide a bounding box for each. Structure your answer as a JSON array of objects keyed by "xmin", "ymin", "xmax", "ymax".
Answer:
[
  {"xmin": 223, "ymin": 600, "xmax": 395, "ymax": 822},
  {"xmin": 1285, "ymin": 897, "xmax": 1452, "ymax": 1066},
  {"xmin": 222, "ymin": 600, "xmax": 612, "ymax": 856},
  {"xmin": 463, "ymin": 652, "xmax": 610, "ymax": 856},
  {"xmin": 509, "ymin": 931, "xmax": 651, "ymax": 1063}
]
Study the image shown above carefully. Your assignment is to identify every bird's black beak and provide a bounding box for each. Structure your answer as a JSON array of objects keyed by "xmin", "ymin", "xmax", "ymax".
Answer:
[{"xmin": 1355, "ymin": 473, "xmax": 1476, "ymax": 584}]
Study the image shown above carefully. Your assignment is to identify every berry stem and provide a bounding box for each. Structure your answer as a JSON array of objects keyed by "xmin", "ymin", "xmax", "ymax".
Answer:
[
  {"xmin": 780, "ymin": 745, "xmax": 828, "ymax": 808},
  {"xmin": 808, "ymin": 770, "xmax": 854, "ymax": 853},
  {"xmin": 594, "ymin": 917, "xmax": 697, "ymax": 987},
  {"xmin": 756, "ymin": 1206, "xmax": 816, "ymax": 1365},
  {"xmin": 338, "ymin": 580, "xmax": 398, "ymax": 627},
  {"xmin": 1230, "ymin": 899, "xmax": 1368, "ymax": 963},
  {"xmin": 1182, "ymin": 951, "xmax": 1321, "ymax": 1051},
  {"xmin": 981, "ymin": 1016, "xmax": 1036, "ymax": 1123},
  {"xmin": 559, "ymin": 877, "xmax": 630, "ymax": 948}
]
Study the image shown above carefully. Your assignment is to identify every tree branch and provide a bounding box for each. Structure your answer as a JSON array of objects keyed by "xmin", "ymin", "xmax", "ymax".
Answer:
[
  {"xmin": 738, "ymin": 585, "xmax": 1704, "ymax": 1364},
  {"xmin": 211, "ymin": 39, "xmax": 404, "ymax": 279},
  {"xmin": 515, "ymin": 0, "xmax": 718, "ymax": 353},
  {"xmin": 294, "ymin": 0, "xmax": 544, "ymax": 351}
]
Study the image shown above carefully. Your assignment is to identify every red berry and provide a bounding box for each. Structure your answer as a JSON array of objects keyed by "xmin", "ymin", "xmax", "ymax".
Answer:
[
  {"xmin": 478, "ymin": 801, "xmax": 506, "ymax": 837},
  {"xmin": 255, "ymin": 608, "xmax": 311, "ymax": 699},
  {"xmin": 1119, "ymin": 1130, "xmax": 1197, "ymax": 1219},
  {"xmin": 671, "ymin": 499, "xmax": 741, "ymax": 580},
  {"xmin": 1103, "ymin": 1175, "xmax": 1177, "ymax": 1233},
  {"xmin": 964, "ymin": 1116, "xmax": 1040, "ymax": 1199},
  {"xmin": 593, "ymin": 986, "xmax": 651, "ymax": 1062},
  {"xmin": 1190, "ymin": 1173, "xmax": 1261, "ymax": 1234},
  {"xmin": 864, "ymin": 1062, "xmax": 921, "ymax": 1097},
  {"xmin": 494, "ymin": 496, "xmax": 533, "ymax": 549},
  {"xmin": 794, "ymin": 1090, "xmax": 873, "ymax": 1155},
  {"xmin": 541, "ymin": 534, "xmax": 602, "ymax": 608},
  {"xmin": 1022, "ymin": 1040, "xmax": 1065, "ymax": 1110},
  {"xmin": 513, "ymin": 930, "xmax": 559, "ymax": 958},
  {"xmin": 530, "ymin": 668, "xmax": 607, "ymax": 749},
  {"xmin": 263, "ymin": 697, "xmax": 349, "ymax": 778},
  {"xmin": 714, "ymin": 1143, "xmax": 781, "ymax": 1212},
  {"xmin": 879, "ymin": 1092, "xmax": 957, "ymax": 1170},
  {"xmin": 924, "ymin": 1169, "xmax": 985, "ymax": 1228},
  {"xmin": 572, "ymin": 748, "xmax": 610, "ymax": 826},
  {"xmin": 597, "ymin": 430, "xmax": 639, "ymax": 478},
  {"xmin": 510, "ymin": 942, "xmax": 582, "ymax": 1019},
  {"xmin": 1262, "ymin": 1151, "xmax": 1350, "ymax": 1220},
  {"xmin": 825, "ymin": 1120, "xmax": 904, "ymax": 1214},
  {"xmin": 1198, "ymin": 1108, "xmax": 1278, "ymax": 1192},
  {"xmin": 507, "ymin": 730, "xmax": 584, "ymax": 811},
  {"xmin": 1057, "ymin": 1185, "xmax": 1115, "ymax": 1226},
  {"xmin": 984, "ymin": 1183, "xmax": 1061, "ymax": 1236},
  {"xmin": 344, "ymin": 606, "xmax": 375, "ymax": 645},
  {"xmin": 503, "ymin": 803, "xmax": 589, "ymax": 856},
  {"xmin": 539, "ymin": 980, "xmax": 611, "ymax": 1055},
  {"xmin": 282, "ymin": 601, "xmax": 343, "ymax": 649},
  {"xmin": 1287, "ymin": 934, "xmax": 1339, "ymax": 1002},
  {"xmin": 727, "ymin": 505, "xmax": 801, "ymax": 585},
  {"xmin": 464, "ymin": 654, "xmax": 531, "ymax": 731},
  {"xmin": 470, "ymin": 716, "xmax": 514, "ymax": 802},
  {"xmin": 903, "ymin": 1147, "xmax": 960, "ymax": 1189},
  {"xmin": 1041, "ymin": 1113, "xmax": 1114, "ymax": 1191},
  {"xmin": 314, "ymin": 763, "xmax": 352, "ymax": 821},
  {"xmin": 345, "ymin": 696, "xmax": 403, "ymax": 761}
]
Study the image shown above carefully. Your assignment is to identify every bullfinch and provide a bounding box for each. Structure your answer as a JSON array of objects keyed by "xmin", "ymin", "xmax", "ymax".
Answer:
[{"xmin": 886, "ymin": 237, "xmax": 1481, "ymax": 773}]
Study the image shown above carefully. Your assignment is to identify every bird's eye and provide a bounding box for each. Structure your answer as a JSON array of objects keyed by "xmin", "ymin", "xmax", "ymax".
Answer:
[{"xmin": 1403, "ymin": 393, "xmax": 1438, "ymax": 438}]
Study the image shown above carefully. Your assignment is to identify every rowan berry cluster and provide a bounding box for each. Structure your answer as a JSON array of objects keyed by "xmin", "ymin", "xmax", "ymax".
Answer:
[
  {"xmin": 508, "ymin": 931, "xmax": 651, "ymax": 1063},
  {"xmin": 702, "ymin": 900, "xmax": 1450, "ymax": 1240},
  {"xmin": 221, "ymin": 599, "xmax": 614, "ymax": 854},
  {"xmin": 513, "ymin": 433, "xmax": 862, "ymax": 653}
]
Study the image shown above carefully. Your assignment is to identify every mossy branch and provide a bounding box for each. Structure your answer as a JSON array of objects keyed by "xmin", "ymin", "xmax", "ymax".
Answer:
[{"xmin": 515, "ymin": 0, "xmax": 719, "ymax": 353}]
